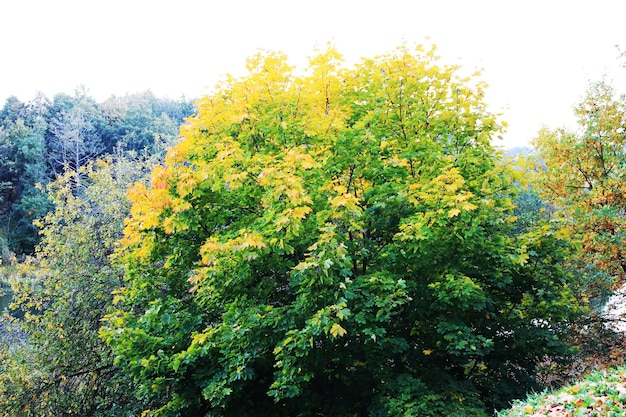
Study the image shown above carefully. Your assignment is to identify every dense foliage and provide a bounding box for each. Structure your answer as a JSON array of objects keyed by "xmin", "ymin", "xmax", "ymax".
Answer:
[
  {"xmin": 99, "ymin": 46, "xmax": 584, "ymax": 416},
  {"xmin": 0, "ymin": 89, "xmax": 193, "ymax": 255},
  {"xmin": 3, "ymin": 45, "xmax": 622, "ymax": 417},
  {"xmin": 0, "ymin": 154, "xmax": 160, "ymax": 416},
  {"xmin": 0, "ymin": 87, "xmax": 193, "ymax": 416},
  {"xmin": 532, "ymin": 80, "xmax": 626, "ymax": 299},
  {"xmin": 534, "ymin": 80, "xmax": 626, "ymax": 277}
]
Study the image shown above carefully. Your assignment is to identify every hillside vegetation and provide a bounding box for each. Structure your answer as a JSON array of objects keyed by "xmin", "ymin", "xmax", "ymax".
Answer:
[{"xmin": 0, "ymin": 45, "xmax": 625, "ymax": 416}]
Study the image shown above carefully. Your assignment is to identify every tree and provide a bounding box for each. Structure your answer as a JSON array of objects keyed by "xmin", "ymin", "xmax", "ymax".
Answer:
[
  {"xmin": 0, "ymin": 117, "xmax": 49, "ymax": 254},
  {"xmin": 0, "ymin": 153, "xmax": 160, "ymax": 416},
  {"xmin": 100, "ymin": 46, "xmax": 583, "ymax": 416},
  {"xmin": 97, "ymin": 91, "xmax": 193, "ymax": 154},
  {"xmin": 48, "ymin": 105, "xmax": 103, "ymax": 179},
  {"xmin": 532, "ymin": 80, "xmax": 626, "ymax": 288},
  {"xmin": 0, "ymin": 89, "xmax": 193, "ymax": 259},
  {"xmin": 0, "ymin": 97, "xmax": 28, "ymax": 125}
]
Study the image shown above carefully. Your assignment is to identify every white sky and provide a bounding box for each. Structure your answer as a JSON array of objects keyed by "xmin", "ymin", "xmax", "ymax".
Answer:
[{"xmin": 1, "ymin": 0, "xmax": 625, "ymax": 148}]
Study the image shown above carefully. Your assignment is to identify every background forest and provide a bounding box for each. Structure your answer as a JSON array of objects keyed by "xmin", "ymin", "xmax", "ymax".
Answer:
[
  {"xmin": 0, "ymin": 88, "xmax": 194, "ymax": 257},
  {"xmin": 0, "ymin": 45, "xmax": 625, "ymax": 416}
]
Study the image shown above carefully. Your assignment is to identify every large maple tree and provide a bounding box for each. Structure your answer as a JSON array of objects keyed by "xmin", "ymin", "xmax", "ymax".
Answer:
[{"xmin": 102, "ymin": 46, "xmax": 582, "ymax": 416}]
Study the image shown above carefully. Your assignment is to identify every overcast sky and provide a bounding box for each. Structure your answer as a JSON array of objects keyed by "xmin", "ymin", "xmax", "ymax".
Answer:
[{"xmin": 1, "ymin": 0, "xmax": 625, "ymax": 148}]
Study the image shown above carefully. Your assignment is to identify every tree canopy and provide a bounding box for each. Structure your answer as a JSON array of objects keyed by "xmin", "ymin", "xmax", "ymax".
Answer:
[
  {"xmin": 0, "ymin": 153, "xmax": 161, "ymax": 416},
  {"xmin": 0, "ymin": 89, "xmax": 194, "ymax": 256},
  {"xmin": 532, "ymin": 80, "xmax": 626, "ymax": 293},
  {"xmin": 101, "ymin": 46, "xmax": 582, "ymax": 416}
]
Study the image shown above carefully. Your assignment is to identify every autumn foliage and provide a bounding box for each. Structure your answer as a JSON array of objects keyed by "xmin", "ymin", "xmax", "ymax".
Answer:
[
  {"xmin": 533, "ymin": 80, "xmax": 626, "ymax": 283},
  {"xmin": 99, "ymin": 46, "xmax": 583, "ymax": 416}
]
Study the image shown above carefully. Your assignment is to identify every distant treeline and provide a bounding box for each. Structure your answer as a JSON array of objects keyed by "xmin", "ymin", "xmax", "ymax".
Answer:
[{"xmin": 0, "ymin": 87, "xmax": 195, "ymax": 256}]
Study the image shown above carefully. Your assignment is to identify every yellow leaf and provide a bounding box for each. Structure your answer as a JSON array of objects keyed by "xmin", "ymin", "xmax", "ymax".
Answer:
[
  {"xmin": 330, "ymin": 194, "xmax": 350, "ymax": 207},
  {"xmin": 294, "ymin": 261, "xmax": 316, "ymax": 271},
  {"xmin": 298, "ymin": 153, "xmax": 320, "ymax": 169},
  {"xmin": 292, "ymin": 206, "xmax": 312, "ymax": 220},
  {"xmin": 448, "ymin": 208, "xmax": 461, "ymax": 218},
  {"xmin": 460, "ymin": 202, "xmax": 478, "ymax": 211},
  {"xmin": 423, "ymin": 349, "xmax": 433, "ymax": 356},
  {"xmin": 330, "ymin": 323, "xmax": 347, "ymax": 338}
]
